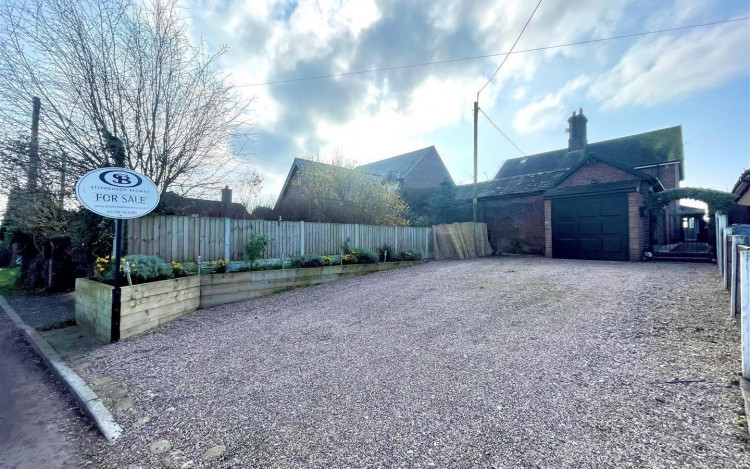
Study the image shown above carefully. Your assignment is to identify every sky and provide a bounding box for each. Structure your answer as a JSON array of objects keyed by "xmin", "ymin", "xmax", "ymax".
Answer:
[{"xmin": 184, "ymin": 0, "xmax": 750, "ymax": 205}]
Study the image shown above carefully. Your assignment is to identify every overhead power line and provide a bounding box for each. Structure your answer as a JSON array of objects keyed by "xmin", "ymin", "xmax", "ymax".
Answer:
[
  {"xmin": 479, "ymin": 108, "xmax": 525, "ymax": 156},
  {"xmin": 477, "ymin": 0, "xmax": 543, "ymax": 96},
  {"xmin": 238, "ymin": 16, "xmax": 749, "ymax": 88}
]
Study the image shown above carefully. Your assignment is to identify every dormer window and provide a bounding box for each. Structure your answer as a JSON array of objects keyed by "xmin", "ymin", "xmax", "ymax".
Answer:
[{"xmin": 520, "ymin": 158, "xmax": 528, "ymax": 164}]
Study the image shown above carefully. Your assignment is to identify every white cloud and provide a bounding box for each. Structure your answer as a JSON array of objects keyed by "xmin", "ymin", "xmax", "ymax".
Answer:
[
  {"xmin": 589, "ymin": 24, "xmax": 749, "ymax": 109},
  {"xmin": 315, "ymin": 74, "xmax": 491, "ymax": 164},
  {"xmin": 512, "ymin": 94, "xmax": 564, "ymax": 133},
  {"xmin": 512, "ymin": 75, "xmax": 591, "ymax": 133}
]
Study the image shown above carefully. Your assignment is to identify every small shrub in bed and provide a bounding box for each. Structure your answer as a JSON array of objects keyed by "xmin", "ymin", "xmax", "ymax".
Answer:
[
  {"xmin": 354, "ymin": 248, "xmax": 379, "ymax": 264},
  {"xmin": 291, "ymin": 255, "xmax": 325, "ymax": 268},
  {"xmin": 377, "ymin": 244, "xmax": 394, "ymax": 262},
  {"xmin": 255, "ymin": 260, "xmax": 283, "ymax": 271},
  {"xmin": 126, "ymin": 255, "xmax": 174, "ymax": 282},
  {"xmin": 96, "ymin": 254, "xmax": 174, "ymax": 284},
  {"xmin": 213, "ymin": 259, "xmax": 229, "ymax": 273},
  {"xmin": 244, "ymin": 233, "xmax": 269, "ymax": 270},
  {"xmin": 341, "ymin": 251, "xmax": 358, "ymax": 265},
  {"xmin": 398, "ymin": 250, "xmax": 421, "ymax": 261}
]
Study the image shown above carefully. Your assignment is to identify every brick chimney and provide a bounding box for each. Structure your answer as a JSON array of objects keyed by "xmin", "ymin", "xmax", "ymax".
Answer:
[
  {"xmin": 221, "ymin": 186, "xmax": 232, "ymax": 216},
  {"xmin": 567, "ymin": 108, "xmax": 588, "ymax": 151}
]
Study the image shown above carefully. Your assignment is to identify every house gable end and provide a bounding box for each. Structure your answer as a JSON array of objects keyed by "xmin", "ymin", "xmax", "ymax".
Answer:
[
  {"xmin": 555, "ymin": 155, "xmax": 657, "ymax": 190},
  {"xmin": 402, "ymin": 147, "xmax": 455, "ymax": 188}
]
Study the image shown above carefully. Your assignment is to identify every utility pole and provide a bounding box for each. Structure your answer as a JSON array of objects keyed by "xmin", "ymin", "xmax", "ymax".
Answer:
[
  {"xmin": 472, "ymin": 99, "xmax": 478, "ymax": 223},
  {"xmin": 28, "ymin": 96, "xmax": 41, "ymax": 192}
]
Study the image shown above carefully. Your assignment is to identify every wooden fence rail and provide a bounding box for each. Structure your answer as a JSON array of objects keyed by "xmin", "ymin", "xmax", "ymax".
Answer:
[{"xmin": 126, "ymin": 216, "xmax": 434, "ymax": 262}]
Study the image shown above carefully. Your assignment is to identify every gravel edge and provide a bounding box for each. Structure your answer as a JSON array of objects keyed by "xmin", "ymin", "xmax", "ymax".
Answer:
[{"xmin": 0, "ymin": 295, "xmax": 123, "ymax": 443}]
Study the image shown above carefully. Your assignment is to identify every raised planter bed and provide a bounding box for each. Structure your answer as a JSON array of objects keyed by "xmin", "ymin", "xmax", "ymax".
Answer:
[
  {"xmin": 76, "ymin": 260, "xmax": 424, "ymax": 342},
  {"xmin": 75, "ymin": 276, "xmax": 200, "ymax": 342}
]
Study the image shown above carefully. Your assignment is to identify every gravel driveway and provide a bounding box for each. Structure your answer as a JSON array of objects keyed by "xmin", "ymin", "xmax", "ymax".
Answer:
[{"xmin": 75, "ymin": 257, "xmax": 748, "ymax": 468}]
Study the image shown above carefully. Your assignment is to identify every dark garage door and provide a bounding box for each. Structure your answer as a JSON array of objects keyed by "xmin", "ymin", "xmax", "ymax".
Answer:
[{"xmin": 552, "ymin": 194, "xmax": 629, "ymax": 261}]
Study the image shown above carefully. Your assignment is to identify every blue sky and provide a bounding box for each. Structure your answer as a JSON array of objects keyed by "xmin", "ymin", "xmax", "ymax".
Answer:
[{"xmin": 185, "ymin": 0, "xmax": 750, "ymax": 202}]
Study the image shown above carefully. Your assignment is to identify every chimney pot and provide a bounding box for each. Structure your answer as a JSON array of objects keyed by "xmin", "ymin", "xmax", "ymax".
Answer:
[
  {"xmin": 567, "ymin": 108, "xmax": 588, "ymax": 151},
  {"xmin": 221, "ymin": 186, "xmax": 232, "ymax": 205}
]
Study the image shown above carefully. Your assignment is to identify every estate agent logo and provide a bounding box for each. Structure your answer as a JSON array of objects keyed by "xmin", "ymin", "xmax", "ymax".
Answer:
[{"xmin": 76, "ymin": 167, "xmax": 160, "ymax": 219}]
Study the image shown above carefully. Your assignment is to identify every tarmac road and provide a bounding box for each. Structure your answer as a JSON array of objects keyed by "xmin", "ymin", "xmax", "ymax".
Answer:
[{"xmin": 0, "ymin": 311, "xmax": 95, "ymax": 469}]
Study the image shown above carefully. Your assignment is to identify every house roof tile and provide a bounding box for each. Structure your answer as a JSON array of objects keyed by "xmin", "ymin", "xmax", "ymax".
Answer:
[
  {"xmin": 357, "ymin": 146, "xmax": 435, "ymax": 181},
  {"xmin": 495, "ymin": 126, "xmax": 683, "ymax": 180}
]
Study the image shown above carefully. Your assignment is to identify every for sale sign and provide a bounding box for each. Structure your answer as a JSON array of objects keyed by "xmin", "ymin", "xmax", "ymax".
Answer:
[{"xmin": 75, "ymin": 168, "xmax": 160, "ymax": 219}]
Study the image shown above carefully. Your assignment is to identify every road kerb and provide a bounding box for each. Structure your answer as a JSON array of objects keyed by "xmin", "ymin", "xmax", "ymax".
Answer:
[{"xmin": 0, "ymin": 295, "xmax": 123, "ymax": 442}]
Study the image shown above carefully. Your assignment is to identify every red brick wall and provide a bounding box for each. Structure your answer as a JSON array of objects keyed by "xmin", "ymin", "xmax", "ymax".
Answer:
[
  {"xmin": 544, "ymin": 199, "xmax": 552, "ymax": 257},
  {"xmin": 558, "ymin": 161, "xmax": 638, "ymax": 188},
  {"xmin": 639, "ymin": 163, "xmax": 680, "ymax": 189},
  {"xmin": 628, "ymin": 192, "xmax": 644, "ymax": 261},
  {"xmin": 480, "ymin": 195, "xmax": 545, "ymax": 254}
]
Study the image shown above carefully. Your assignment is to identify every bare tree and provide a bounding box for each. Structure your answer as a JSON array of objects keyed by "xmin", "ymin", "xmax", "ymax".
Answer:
[
  {"xmin": 286, "ymin": 152, "xmax": 410, "ymax": 225},
  {"xmin": 0, "ymin": 0, "xmax": 255, "ymax": 197},
  {"xmin": 230, "ymin": 170, "xmax": 265, "ymax": 213}
]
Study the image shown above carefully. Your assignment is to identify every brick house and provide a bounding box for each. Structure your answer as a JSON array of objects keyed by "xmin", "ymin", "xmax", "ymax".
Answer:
[
  {"xmin": 461, "ymin": 109, "xmax": 684, "ymax": 261},
  {"xmin": 274, "ymin": 146, "xmax": 454, "ymax": 222},
  {"xmin": 730, "ymin": 168, "xmax": 750, "ymax": 224},
  {"xmin": 159, "ymin": 186, "xmax": 251, "ymax": 219}
]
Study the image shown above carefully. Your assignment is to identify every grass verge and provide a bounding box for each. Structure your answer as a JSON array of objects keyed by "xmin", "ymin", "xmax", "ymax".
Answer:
[{"xmin": 0, "ymin": 267, "xmax": 25, "ymax": 298}]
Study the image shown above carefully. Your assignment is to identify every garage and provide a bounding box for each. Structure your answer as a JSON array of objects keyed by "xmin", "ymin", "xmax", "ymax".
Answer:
[{"xmin": 552, "ymin": 193, "xmax": 629, "ymax": 261}]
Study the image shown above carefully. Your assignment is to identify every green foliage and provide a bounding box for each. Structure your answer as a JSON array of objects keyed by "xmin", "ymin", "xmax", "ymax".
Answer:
[
  {"xmin": 377, "ymin": 244, "xmax": 394, "ymax": 262},
  {"xmin": 68, "ymin": 209, "xmax": 114, "ymax": 277},
  {"xmin": 291, "ymin": 255, "xmax": 325, "ymax": 268},
  {"xmin": 341, "ymin": 251, "xmax": 358, "ymax": 264},
  {"xmin": 97, "ymin": 255, "xmax": 174, "ymax": 284},
  {"xmin": 342, "ymin": 240, "xmax": 353, "ymax": 255},
  {"xmin": 0, "ymin": 240, "xmax": 10, "ymax": 267},
  {"xmin": 355, "ymin": 249, "xmax": 379, "ymax": 264},
  {"xmin": 403, "ymin": 180, "xmax": 465, "ymax": 226},
  {"xmin": 648, "ymin": 187, "xmax": 735, "ymax": 216},
  {"xmin": 244, "ymin": 233, "xmax": 270, "ymax": 269},
  {"xmin": 175, "ymin": 261, "xmax": 198, "ymax": 276},
  {"xmin": 126, "ymin": 255, "xmax": 174, "ymax": 283},
  {"xmin": 23, "ymin": 253, "xmax": 49, "ymax": 290},
  {"xmin": 254, "ymin": 260, "xmax": 283, "ymax": 271},
  {"xmin": 398, "ymin": 250, "xmax": 422, "ymax": 261},
  {"xmin": 295, "ymin": 154, "xmax": 410, "ymax": 225},
  {"xmin": 0, "ymin": 267, "xmax": 25, "ymax": 297},
  {"xmin": 213, "ymin": 259, "xmax": 230, "ymax": 273}
]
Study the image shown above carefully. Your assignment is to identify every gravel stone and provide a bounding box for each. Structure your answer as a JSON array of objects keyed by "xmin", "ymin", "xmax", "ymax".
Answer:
[
  {"xmin": 133, "ymin": 416, "xmax": 151, "ymax": 428},
  {"xmin": 202, "ymin": 445, "xmax": 226, "ymax": 460},
  {"xmin": 114, "ymin": 396, "xmax": 135, "ymax": 413},
  {"xmin": 73, "ymin": 258, "xmax": 750, "ymax": 467},
  {"xmin": 148, "ymin": 439, "xmax": 172, "ymax": 455}
]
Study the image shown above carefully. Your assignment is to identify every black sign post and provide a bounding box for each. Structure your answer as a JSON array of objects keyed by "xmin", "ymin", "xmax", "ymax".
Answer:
[{"xmin": 111, "ymin": 219, "xmax": 123, "ymax": 342}]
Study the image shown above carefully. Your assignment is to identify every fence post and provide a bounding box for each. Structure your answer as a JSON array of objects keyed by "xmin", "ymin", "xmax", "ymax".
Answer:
[
  {"xmin": 723, "ymin": 227, "xmax": 730, "ymax": 285},
  {"xmin": 354, "ymin": 224, "xmax": 360, "ymax": 248},
  {"xmin": 714, "ymin": 212, "xmax": 724, "ymax": 272},
  {"xmin": 717, "ymin": 212, "xmax": 728, "ymax": 270},
  {"xmin": 731, "ymin": 236, "xmax": 746, "ymax": 316},
  {"xmin": 224, "ymin": 218, "xmax": 231, "ymax": 260},
  {"xmin": 741, "ymin": 250, "xmax": 750, "ymax": 379},
  {"xmin": 300, "ymin": 221, "xmax": 305, "ymax": 256}
]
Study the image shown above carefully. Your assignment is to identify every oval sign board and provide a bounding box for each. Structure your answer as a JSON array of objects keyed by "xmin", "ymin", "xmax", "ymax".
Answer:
[{"xmin": 75, "ymin": 167, "xmax": 160, "ymax": 219}]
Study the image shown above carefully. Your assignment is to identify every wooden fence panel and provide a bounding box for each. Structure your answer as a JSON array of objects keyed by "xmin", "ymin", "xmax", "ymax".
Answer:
[{"xmin": 127, "ymin": 216, "xmax": 436, "ymax": 262}]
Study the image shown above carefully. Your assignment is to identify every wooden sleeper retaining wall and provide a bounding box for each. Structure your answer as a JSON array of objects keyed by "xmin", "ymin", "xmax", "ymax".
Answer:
[{"xmin": 76, "ymin": 261, "xmax": 424, "ymax": 342}]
